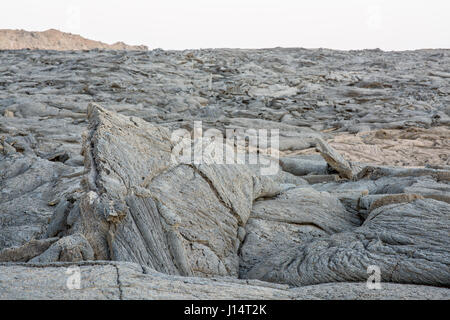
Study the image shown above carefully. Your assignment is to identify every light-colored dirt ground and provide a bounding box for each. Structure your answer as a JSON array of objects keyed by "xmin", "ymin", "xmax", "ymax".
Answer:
[{"xmin": 292, "ymin": 126, "xmax": 450, "ymax": 167}]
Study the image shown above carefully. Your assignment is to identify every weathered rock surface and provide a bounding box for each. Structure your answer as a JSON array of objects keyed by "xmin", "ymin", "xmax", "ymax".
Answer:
[
  {"xmin": 240, "ymin": 187, "xmax": 362, "ymax": 277},
  {"xmin": 1, "ymin": 47, "xmax": 449, "ymax": 299},
  {"xmin": 246, "ymin": 198, "xmax": 450, "ymax": 287},
  {"xmin": 68, "ymin": 104, "xmax": 288, "ymax": 278},
  {"xmin": 0, "ymin": 237, "xmax": 58, "ymax": 262},
  {"xmin": 1, "ymin": 261, "xmax": 448, "ymax": 300}
]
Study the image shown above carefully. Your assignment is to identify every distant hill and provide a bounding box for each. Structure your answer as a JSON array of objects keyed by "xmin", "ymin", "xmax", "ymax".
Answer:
[{"xmin": 0, "ymin": 29, "xmax": 148, "ymax": 51}]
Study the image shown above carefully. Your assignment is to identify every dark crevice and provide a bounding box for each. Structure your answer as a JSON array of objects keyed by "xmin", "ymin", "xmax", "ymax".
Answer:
[
  {"xmin": 114, "ymin": 264, "xmax": 123, "ymax": 300},
  {"xmin": 190, "ymin": 164, "xmax": 244, "ymax": 226}
]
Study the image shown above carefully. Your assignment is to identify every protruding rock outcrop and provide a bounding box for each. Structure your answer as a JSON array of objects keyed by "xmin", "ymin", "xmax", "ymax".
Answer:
[{"xmin": 3, "ymin": 104, "xmax": 448, "ymax": 294}]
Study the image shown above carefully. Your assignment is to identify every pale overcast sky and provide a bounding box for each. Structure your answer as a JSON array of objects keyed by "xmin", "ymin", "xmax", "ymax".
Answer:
[{"xmin": 1, "ymin": 0, "xmax": 449, "ymax": 50}]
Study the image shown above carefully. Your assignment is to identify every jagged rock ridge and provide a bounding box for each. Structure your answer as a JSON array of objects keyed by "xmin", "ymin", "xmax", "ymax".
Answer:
[{"xmin": 0, "ymin": 29, "xmax": 148, "ymax": 51}]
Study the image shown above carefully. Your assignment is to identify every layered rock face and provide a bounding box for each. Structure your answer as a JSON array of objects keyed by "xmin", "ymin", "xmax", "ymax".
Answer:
[{"xmin": 0, "ymin": 48, "xmax": 449, "ymax": 299}]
